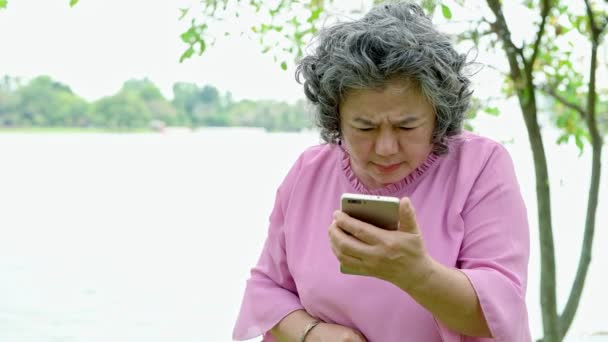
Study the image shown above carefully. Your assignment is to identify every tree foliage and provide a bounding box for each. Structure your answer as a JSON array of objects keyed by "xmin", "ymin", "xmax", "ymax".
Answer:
[
  {"xmin": 0, "ymin": 75, "xmax": 313, "ymax": 132},
  {"xmin": 0, "ymin": 0, "xmax": 78, "ymax": 9}
]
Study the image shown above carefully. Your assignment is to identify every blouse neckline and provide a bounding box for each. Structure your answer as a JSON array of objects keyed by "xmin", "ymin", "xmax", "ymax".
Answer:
[{"xmin": 338, "ymin": 145, "xmax": 440, "ymax": 196}]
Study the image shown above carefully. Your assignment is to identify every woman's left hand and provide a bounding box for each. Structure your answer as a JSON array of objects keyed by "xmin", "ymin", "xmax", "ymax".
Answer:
[{"xmin": 328, "ymin": 197, "xmax": 436, "ymax": 292}]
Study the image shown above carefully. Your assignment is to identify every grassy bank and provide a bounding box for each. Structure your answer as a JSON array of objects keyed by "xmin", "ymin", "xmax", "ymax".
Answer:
[{"xmin": 0, "ymin": 127, "xmax": 155, "ymax": 134}]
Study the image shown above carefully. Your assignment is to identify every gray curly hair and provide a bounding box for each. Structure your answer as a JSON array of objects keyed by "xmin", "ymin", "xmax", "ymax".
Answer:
[{"xmin": 295, "ymin": 1, "xmax": 473, "ymax": 155}]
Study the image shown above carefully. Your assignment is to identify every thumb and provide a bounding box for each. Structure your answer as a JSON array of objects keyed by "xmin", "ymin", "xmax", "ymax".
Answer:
[{"xmin": 398, "ymin": 197, "xmax": 420, "ymax": 234}]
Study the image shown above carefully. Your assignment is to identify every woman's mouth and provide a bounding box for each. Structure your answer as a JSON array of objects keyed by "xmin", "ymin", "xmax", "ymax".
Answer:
[{"xmin": 374, "ymin": 162, "xmax": 402, "ymax": 173}]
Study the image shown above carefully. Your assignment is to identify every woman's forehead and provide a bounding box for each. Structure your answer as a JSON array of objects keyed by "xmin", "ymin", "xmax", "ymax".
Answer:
[
  {"xmin": 346, "ymin": 77, "xmax": 420, "ymax": 95},
  {"xmin": 341, "ymin": 84, "xmax": 429, "ymax": 109}
]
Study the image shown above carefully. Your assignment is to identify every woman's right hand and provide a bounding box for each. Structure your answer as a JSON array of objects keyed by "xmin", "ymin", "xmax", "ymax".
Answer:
[{"xmin": 305, "ymin": 322, "xmax": 367, "ymax": 342}]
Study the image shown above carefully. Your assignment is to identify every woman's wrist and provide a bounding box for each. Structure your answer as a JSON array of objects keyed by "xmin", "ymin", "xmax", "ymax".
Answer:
[
  {"xmin": 300, "ymin": 319, "xmax": 322, "ymax": 342},
  {"xmin": 395, "ymin": 256, "xmax": 439, "ymax": 295},
  {"xmin": 270, "ymin": 310, "xmax": 318, "ymax": 342}
]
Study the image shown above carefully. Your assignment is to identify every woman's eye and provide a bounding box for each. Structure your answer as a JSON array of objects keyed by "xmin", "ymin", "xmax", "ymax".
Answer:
[
  {"xmin": 357, "ymin": 127, "xmax": 374, "ymax": 132},
  {"xmin": 400, "ymin": 127, "xmax": 415, "ymax": 131}
]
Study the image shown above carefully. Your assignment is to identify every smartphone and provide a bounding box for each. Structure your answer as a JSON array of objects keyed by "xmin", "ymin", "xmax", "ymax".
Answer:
[{"xmin": 340, "ymin": 193, "xmax": 400, "ymax": 231}]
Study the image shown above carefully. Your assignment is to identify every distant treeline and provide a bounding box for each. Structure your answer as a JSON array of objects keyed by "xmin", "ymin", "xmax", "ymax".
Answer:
[{"xmin": 0, "ymin": 75, "xmax": 315, "ymax": 132}]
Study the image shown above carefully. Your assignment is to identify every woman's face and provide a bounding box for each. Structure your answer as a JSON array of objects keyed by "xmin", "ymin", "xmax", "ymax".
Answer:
[{"xmin": 339, "ymin": 79, "xmax": 436, "ymax": 190}]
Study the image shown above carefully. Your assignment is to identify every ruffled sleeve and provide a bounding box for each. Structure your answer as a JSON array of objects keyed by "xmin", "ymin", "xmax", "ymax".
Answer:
[
  {"xmin": 232, "ymin": 157, "xmax": 305, "ymax": 341},
  {"xmin": 436, "ymin": 144, "xmax": 531, "ymax": 342}
]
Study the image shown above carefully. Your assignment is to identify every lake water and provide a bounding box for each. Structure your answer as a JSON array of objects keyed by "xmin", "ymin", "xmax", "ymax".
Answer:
[{"xmin": 0, "ymin": 121, "xmax": 607, "ymax": 341}]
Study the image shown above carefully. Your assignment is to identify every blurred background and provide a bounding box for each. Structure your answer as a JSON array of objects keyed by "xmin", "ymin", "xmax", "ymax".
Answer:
[{"xmin": 0, "ymin": 0, "xmax": 607, "ymax": 341}]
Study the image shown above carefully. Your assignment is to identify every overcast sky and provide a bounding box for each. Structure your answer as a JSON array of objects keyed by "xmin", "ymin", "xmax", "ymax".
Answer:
[
  {"xmin": 0, "ymin": 0, "xmax": 503, "ymax": 104},
  {"xmin": 0, "ymin": 0, "xmax": 309, "ymax": 103},
  {"xmin": 0, "ymin": 0, "xmax": 601, "ymax": 104}
]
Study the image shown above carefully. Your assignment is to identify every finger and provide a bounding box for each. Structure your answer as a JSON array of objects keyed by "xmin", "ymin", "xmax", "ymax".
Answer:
[
  {"xmin": 339, "ymin": 258, "xmax": 367, "ymax": 275},
  {"xmin": 356, "ymin": 330, "xmax": 368, "ymax": 342},
  {"xmin": 329, "ymin": 231, "xmax": 371, "ymax": 277},
  {"xmin": 340, "ymin": 264, "xmax": 366, "ymax": 276},
  {"xmin": 333, "ymin": 210, "xmax": 386, "ymax": 245},
  {"xmin": 328, "ymin": 221, "xmax": 376, "ymax": 258},
  {"xmin": 398, "ymin": 197, "xmax": 420, "ymax": 234},
  {"xmin": 328, "ymin": 237, "xmax": 362, "ymax": 263},
  {"xmin": 333, "ymin": 246, "xmax": 363, "ymax": 266}
]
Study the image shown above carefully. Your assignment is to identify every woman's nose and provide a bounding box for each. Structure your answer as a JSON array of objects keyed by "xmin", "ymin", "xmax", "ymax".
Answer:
[{"xmin": 375, "ymin": 129, "xmax": 399, "ymax": 156}]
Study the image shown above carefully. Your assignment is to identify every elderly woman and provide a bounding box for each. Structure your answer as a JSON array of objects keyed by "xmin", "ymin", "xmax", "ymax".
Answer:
[{"xmin": 232, "ymin": 1, "xmax": 531, "ymax": 341}]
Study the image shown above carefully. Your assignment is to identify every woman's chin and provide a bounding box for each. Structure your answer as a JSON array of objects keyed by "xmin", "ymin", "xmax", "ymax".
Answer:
[
  {"xmin": 360, "ymin": 165, "xmax": 409, "ymax": 189},
  {"xmin": 370, "ymin": 172, "xmax": 406, "ymax": 188}
]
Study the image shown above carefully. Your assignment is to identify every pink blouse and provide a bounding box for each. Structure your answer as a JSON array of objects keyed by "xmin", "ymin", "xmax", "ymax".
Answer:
[{"xmin": 233, "ymin": 132, "xmax": 531, "ymax": 342}]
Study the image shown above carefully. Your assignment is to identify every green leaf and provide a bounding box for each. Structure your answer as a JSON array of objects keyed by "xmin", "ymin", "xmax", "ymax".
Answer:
[
  {"xmin": 0, "ymin": 0, "xmax": 7, "ymax": 9},
  {"xmin": 179, "ymin": 47, "xmax": 194, "ymax": 63},
  {"xmin": 198, "ymin": 40, "xmax": 206, "ymax": 55},
  {"xmin": 441, "ymin": 4, "xmax": 452, "ymax": 19},
  {"xmin": 556, "ymin": 114, "xmax": 567, "ymax": 128},
  {"xmin": 421, "ymin": 0, "xmax": 437, "ymax": 14},
  {"xmin": 307, "ymin": 7, "xmax": 323, "ymax": 24},
  {"xmin": 69, "ymin": 0, "xmax": 79, "ymax": 7},
  {"xmin": 575, "ymin": 134, "xmax": 584, "ymax": 155},
  {"xmin": 180, "ymin": 29, "xmax": 195, "ymax": 43},
  {"xmin": 556, "ymin": 134, "xmax": 569, "ymax": 145},
  {"xmin": 280, "ymin": 61, "xmax": 288, "ymax": 71},
  {"xmin": 179, "ymin": 8, "xmax": 189, "ymax": 20},
  {"xmin": 484, "ymin": 107, "xmax": 500, "ymax": 116}
]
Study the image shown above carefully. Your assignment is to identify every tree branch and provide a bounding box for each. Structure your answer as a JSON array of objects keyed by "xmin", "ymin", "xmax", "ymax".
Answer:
[
  {"xmin": 485, "ymin": 0, "xmax": 523, "ymax": 83},
  {"xmin": 485, "ymin": 2, "xmax": 560, "ymax": 341},
  {"xmin": 518, "ymin": 48, "xmax": 528, "ymax": 73},
  {"xmin": 542, "ymin": 86, "xmax": 586, "ymax": 119},
  {"xmin": 583, "ymin": 0, "xmax": 603, "ymax": 137},
  {"xmin": 527, "ymin": 0, "xmax": 551, "ymax": 77},
  {"xmin": 584, "ymin": 0, "xmax": 600, "ymax": 36},
  {"xmin": 558, "ymin": 1, "xmax": 604, "ymax": 338}
]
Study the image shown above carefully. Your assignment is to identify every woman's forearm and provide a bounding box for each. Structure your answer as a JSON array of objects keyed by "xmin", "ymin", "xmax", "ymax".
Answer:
[
  {"xmin": 270, "ymin": 309, "xmax": 317, "ymax": 342},
  {"xmin": 398, "ymin": 259, "xmax": 492, "ymax": 337}
]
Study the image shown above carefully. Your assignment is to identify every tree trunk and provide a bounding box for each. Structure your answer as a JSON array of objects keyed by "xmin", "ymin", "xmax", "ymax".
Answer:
[
  {"xmin": 557, "ymin": 21, "xmax": 604, "ymax": 339},
  {"xmin": 519, "ymin": 96, "xmax": 560, "ymax": 342}
]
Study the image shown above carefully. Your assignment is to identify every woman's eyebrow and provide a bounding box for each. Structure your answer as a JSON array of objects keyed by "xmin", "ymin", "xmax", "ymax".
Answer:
[
  {"xmin": 352, "ymin": 116, "xmax": 419, "ymax": 125},
  {"xmin": 352, "ymin": 117, "xmax": 376, "ymax": 125},
  {"xmin": 394, "ymin": 116, "xmax": 419, "ymax": 125}
]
